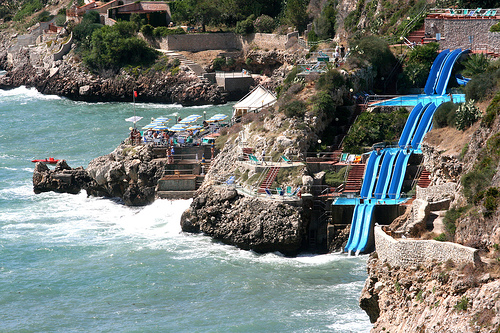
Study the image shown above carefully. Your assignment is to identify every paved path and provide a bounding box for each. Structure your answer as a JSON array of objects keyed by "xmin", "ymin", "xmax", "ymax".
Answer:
[{"xmin": 157, "ymin": 49, "xmax": 205, "ymax": 77}]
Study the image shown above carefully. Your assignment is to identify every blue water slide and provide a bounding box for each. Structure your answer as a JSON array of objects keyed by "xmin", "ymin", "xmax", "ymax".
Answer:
[
  {"xmin": 360, "ymin": 150, "xmax": 384, "ymax": 199},
  {"xmin": 345, "ymin": 204, "xmax": 367, "ymax": 253},
  {"xmin": 424, "ymin": 49, "xmax": 450, "ymax": 95},
  {"xmin": 373, "ymin": 150, "xmax": 398, "ymax": 199},
  {"xmin": 410, "ymin": 103, "xmax": 438, "ymax": 149},
  {"xmin": 387, "ymin": 150, "xmax": 412, "ymax": 199},
  {"xmin": 398, "ymin": 102, "xmax": 425, "ymax": 148},
  {"xmin": 435, "ymin": 49, "xmax": 464, "ymax": 95},
  {"xmin": 354, "ymin": 203, "xmax": 376, "ymax": 254}
]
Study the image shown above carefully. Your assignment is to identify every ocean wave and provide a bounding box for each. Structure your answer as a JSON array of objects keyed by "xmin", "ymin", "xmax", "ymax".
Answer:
[{"xmin": 0, "ymin": 86, "xmax": 61, "ymax": 101}]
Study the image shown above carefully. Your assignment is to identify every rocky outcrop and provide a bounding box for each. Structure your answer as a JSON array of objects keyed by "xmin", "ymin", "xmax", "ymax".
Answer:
[
  {"xmin": 361, "ymin": 253, "xmax": 500, "ymax": 332},
  {"xmin": 33, "ymin": 160, "xmax": 92, "ymax": 195},
  {"xmin": 180, "ymin": 186, "xmax": 306, "ymax": 256},
  {"xmin": 32, "ymin": 144, "xmax": 166, "ymax": 206}
]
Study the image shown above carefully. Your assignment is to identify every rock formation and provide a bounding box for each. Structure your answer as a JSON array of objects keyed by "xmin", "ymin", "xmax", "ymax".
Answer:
[
  {"xmin": 180, "ymin": 186, "xmax": 305, "ymax": 256},
  {"xmin": 33, "ymin": 144, "xmax": 166, "ymax": 206}
]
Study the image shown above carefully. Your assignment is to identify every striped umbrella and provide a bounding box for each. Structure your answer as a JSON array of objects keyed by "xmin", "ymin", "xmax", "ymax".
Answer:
[
  {"xmin": 142, "ymin": 124, "xmax": 156, "ymax": 129},
  {"xmin": 169, "ymin": 124, "xmax": 188, "ymax": 132},
  {"xmin": 179, "ymin": 114, "xmax": 202, "ymax": 124},
  {"xmin": 153, "ymin": 125, "xmax": 169, "ymax": 131},
  {"xmin": 206, "ymin": 114, "xmax": 228, "ymax": 122},
  {"xmin": 186, "ymin": 125, "xmax": 203, "ymax": 131}
]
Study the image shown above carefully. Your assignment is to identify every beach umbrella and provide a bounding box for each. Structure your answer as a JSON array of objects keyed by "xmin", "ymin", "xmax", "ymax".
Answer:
[
  {"xmin": 142, "ymin": 124, "xmax": 156, "ymax": 129},
  {"xmin": 179, "ymin": 114, "xmax": 202, "ymax": 124},
  {"xmin": 154, "ymin": 117, "xmax": 170, "ymax": 123},
  {"xmin": 186, "ymin": 125, "xmax": 203, "ymax": 131},
  {"xmin": 153, "ymin": 125, "xmax": 169, "ymax": 131},
  {"xmin": 169, "ymin": 124, "xmax": 188, "ymax": 132},
  {"xmin": 206, "ymin": 114, "xmax": 228, "ymax": 122}
]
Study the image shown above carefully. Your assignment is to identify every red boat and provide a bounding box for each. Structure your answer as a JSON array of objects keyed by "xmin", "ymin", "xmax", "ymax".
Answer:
[{"xmin": 31, "ymin": 157, "xmax": 59, "ymax": 164}]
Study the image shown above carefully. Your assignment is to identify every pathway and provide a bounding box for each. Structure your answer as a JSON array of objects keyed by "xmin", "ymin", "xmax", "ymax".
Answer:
[{"xmin": 157, "ymin": 49, "xmax": 206, "ymax": 77}]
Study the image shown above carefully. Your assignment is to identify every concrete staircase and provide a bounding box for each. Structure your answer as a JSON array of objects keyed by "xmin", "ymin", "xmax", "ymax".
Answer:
[
  {"xmin": 343, "ymin": 164, "xmax": 365, "ymax": 193},
  {"xmin": 157, "ymin": 50, "xmax": 205, "ymax": 77},
  {"xmin": 407, "ymin": 27, "xmax": 425, "ymax": 44},
  {"xmin": 258, "ymin": 167, "xmax": 280, "ymax": 193}
]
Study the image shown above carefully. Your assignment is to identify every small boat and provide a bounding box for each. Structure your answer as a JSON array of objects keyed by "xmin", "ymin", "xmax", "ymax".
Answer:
[{"xmin": 31, "ymin": 157, "xmax": 59, "ymax": 164}]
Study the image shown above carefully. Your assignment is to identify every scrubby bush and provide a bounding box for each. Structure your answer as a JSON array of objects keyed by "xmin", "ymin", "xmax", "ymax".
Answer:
[
  {"xmin": 253, "ymin": 14, "xmax": 275, "ymax": 33},
  {"xmin": 481, "ymin": 91, "xmax": 500, "ymax": 127},
  {"xmin": 235, "ymin": 15, "xmax": 255, "ymax": 34},
  {"xmin": 433, "ymin": 102, "xmax": 458, "ymax": 128},
  {"xmin": 464, "ymin": 69, "xmax": 500, "ymax": 101},
  {"xmin": 462, "ymin": 53, "xmax": 490, "ymax": 77},
  {"xmin": 13, "ymin": 0, "xmax": 43, "ymax": 21},
  {"xmin": 455, "ymin": 100, "xmax": 481, "ymax": 131},
  {"xmin": 141, "ymin": 24, "xmax": 154, "ymax": 36},
  {"xmin": 324, "ymin": 167, "xmax": 347, "ymax": 187},
  {"xmin": 282, "ymin": 100, "xmax": 306, "ymax": 118},
  {"xmin": 313, "ymin": 0, "xmax": 336, "ymax": 39},
  {"xmin": 212, "ymin": 57, "xmax": 225, "ymax": 71},
  {"xmin": 153, "ymin": 26, "xmax": 186, "ymax": 37}
]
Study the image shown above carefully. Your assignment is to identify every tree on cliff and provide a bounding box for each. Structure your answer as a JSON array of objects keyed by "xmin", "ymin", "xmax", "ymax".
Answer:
[{"xmin": 82, "ymin": 21, "xmax": 159, "ymax": 72}]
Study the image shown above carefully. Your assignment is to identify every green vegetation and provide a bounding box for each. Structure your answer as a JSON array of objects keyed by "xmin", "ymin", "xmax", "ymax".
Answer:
[
  {"xmin": 434, "ymin": 233, "xmax": 447, "ymax": 242},
  {"xmin": 13, "ymin": 0, "xmax": 44, "ymax": 22},
  {"xmin": 348, "ymin": 36, "xmax": 398, "ymax": 93},
  {"xmin": 442, "ymin": 206, "xmax": 469, "ymax": 238},
  {"xmin": 342, "ymin": 108, "xmax": 408, "ymax": 154},
  {"xmin": 433, "ymin": 101, "xmax": 458, "ymax": 129},
  {"xmin": 311, "ymin": 0, "xmax": 336, "ymax": 40},
  {"xmin": 481, "ymin": 91, "xmax": 500, "ymax": 128},
  {"xmin": 454, "ymin": 296, "xmax": 469, "ymax": 311},
  {"xmin": 455, "ymin": 100, "xmax": 481, "ymax": 131},
  {"xmin": 253, "ymin": 14, "xmax": 275, "ymax": 33},
  {"xmin": 324, "ymin": 167, "xmax": 347, "ymax": 187},
  {"xmin": 400, "ymin": 43, "xmax": 439, "ymax": 92},
  {"xmin": 461, "ymin": 132, "xmax": 500, "ymax": 202}
]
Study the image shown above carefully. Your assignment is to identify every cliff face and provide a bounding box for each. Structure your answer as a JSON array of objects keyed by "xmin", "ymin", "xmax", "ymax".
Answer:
[
  {"xmin": 181, "ymin": 186, "xmax": 305, "ymax": 256},
  {"xmin": 361, "ymin": 254, "xmax": 500, "ymax": 332}
]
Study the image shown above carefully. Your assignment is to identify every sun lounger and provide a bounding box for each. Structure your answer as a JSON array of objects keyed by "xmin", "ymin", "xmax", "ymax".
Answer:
[
  {"xmin": 276, "ymin": 187, "xmax": 284, "ymax": 196},
  {"xmin": 248, "ymin": 154, "xmax": 261, "ymax": 164},
  {"xmin": 226, "ymin": 176, "xmax": 235, "ymax": 185},
  {"xmin": 340, "ymin": 153, "xmax": 348, "ymax": 162},
  {"xmin": 286, "ymin": 186, "xmax": 292, "ymax": 196},
  {"xmin": 265, "ymin": 188, "xmax": 272, "ymax": 197},
  {"xmin": 289, "ymin": 186, "xmax": 301, "ymax": 197},
  {"xmin": 280, "ymin": 155, "xmax": 292, "ymax": 163}
]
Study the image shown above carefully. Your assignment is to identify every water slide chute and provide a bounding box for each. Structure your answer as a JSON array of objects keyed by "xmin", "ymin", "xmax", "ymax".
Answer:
[
  {"xmin": 360, "ymin": 150, "xmax": 384, "ymax": 199},
  {"xmin": 424, "ymin": 49, "xmax": 450, "ymax": 95}
]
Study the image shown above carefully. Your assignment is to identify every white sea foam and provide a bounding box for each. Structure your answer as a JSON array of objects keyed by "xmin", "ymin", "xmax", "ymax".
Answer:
[{"xmin": 0, "ymin": 86, "xmax": 61, "ymax": 100}]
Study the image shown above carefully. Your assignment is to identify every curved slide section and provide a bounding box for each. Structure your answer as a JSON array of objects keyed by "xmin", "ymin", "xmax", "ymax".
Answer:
[
  {"xmin": 410, "ymin": 103, "xmax": 437, "ymax": 149},
  {"xmin": 360, "ymin": 150, "xmax": 384, "ymax": 199},
  {"xmin": 424, "ymin": 49, "xmax": 450, "ymax": 95},
  {"xmin": 434, "ymin": 49, "xmax": 464, "ymax": 95},
  {"xmin": 387, "ymin": 151, "xmax": 412, "ymax": 199},
  {"xmin": 354, "ymin": 204, "xmax": 376, "ymax": 254},
  {"xmin": 374, "ymin": 150, "xmax": 398, "ymax": 199},
  {"xmin": 398, "ymin": 102, "xmax": 425, "ymax": 148},
  {"xmin": 345, "ymin": 204, "xmax": 367, "ymax": 253}
]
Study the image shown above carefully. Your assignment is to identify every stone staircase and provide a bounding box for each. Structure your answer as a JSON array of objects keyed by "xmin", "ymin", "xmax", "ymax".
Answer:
[
  {"xmin": 343, "ymin": 164, "xmax": 365, "ymax": 193},
  {"xmin": 258, "ymin": 167, "xmax": 280, "ymax": 193},
  {"xmin": 158, "ymin": 50, "xmax": 206, "ymax": 77},
  {"xmin": 407, "ymin": 26, "xmax": 425, "ymax": 44}
]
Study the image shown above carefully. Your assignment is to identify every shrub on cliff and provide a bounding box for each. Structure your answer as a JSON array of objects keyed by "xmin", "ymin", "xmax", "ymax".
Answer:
[
  {"xmin": 433, "ymin": 102, "xmax": 458, "ymax": 128},
  {"xmin": 13, "ymin": 0, "xmax": 43, "ymax": 21},
  {"xmin": 235, "ymin": 15, "xmax": 255, "ymax": 34},
  {"xmin": 455, "ymin": 100, "xmax": 481, "ymax": 131},
  {"xmin": 253, "ymin": 15, "xmax": 275, "ymax": 33},
  {"xmin": 348, "ymin": 36, "xmax": 398, "ymax": 93}
]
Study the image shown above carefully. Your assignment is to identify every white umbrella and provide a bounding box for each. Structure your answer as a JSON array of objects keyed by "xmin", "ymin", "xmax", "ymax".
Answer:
[
  {"xmin": 125, "ymin": 116, "xmax": 143, "ymax": 123},
  {"xmin": 179, "ymin": 114, "xmax": 202, "ymax": 124}
]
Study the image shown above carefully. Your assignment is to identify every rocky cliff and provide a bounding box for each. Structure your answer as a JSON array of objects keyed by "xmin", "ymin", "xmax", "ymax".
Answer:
[
  {"xmin": 0, "ymin": 32, "xmax": 225, "ymax": 105},
  {"xmin": 33, "ymin": 143, "xmax": 166, "ymax": 206},
  {"xmin": 361, "ymin": 253, "xmax": 500, "ymax": 332}
]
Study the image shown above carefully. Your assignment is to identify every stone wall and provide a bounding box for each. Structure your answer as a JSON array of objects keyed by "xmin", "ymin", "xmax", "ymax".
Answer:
[
  {"xmin": 375, "ymin": 226, "xmax": 481, "ymax": 268},
  {"xmin": 425, "ymin": 17, "xmax": 500, "ymax": 51},
  {"xmin": 416, "ymin": 182, "xmax": 457, "ymax": 202},
  {"xmin": 159, "ymin": 32, "xmax": 299, "ymax": 52},
  {"xmin": 53, "ymin": 33, "xmax": 74, "ymax": 61}
]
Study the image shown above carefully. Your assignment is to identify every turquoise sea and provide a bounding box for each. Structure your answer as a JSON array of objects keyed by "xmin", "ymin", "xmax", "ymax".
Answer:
[{"xmin": 0, "ymin": 87, "xmax": 371, "ymax": 332}]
